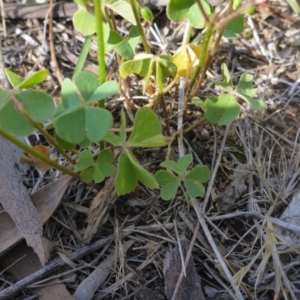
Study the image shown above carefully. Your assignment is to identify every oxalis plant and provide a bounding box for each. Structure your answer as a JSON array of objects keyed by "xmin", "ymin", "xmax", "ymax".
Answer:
[{"xmin": 0, "ymin": 0, "xmax": 265, "ymax": 201}]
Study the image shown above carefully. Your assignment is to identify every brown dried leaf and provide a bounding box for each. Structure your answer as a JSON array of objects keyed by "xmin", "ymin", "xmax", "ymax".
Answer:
[
  {"xmin": 0, "ymin": 138, "xmax": 45, "ymax": 265},
  {"xmin": 19, "ymin": 145, "xmax": 51, "ymax": 171},
  {"xmin": 163, "ymin": 236, "xmax": 205, "ymax": 300},
  {"xmin": 0, "ymin": 166, "xmax": 72, "ymax": 260},
  {"xmin": 0, "ymin": 240, "xmax": 74, "ymax": 300}
]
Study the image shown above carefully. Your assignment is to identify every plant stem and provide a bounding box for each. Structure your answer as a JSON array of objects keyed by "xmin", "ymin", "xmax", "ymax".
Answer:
[
  {"xmin": 159, "ymin": 93, "xmax": 171, "ymax": 136},
  {"xmin": 183, "ymin": 116, "xmax": 206, "ymax": 135},
  {"xmin": 0, "ymin": 128, "xmax": 81, "ymax": 180},
  {"xmin": 129, "ymin": 0, "xmax": 150, "ymax": 54},
  {"xmin": 8, "ymin": 91, "xmax": 76, "ymax": 165},
  {"xmin": 94, "ymin": 0, "xmax": 106, "ymax": 83}
]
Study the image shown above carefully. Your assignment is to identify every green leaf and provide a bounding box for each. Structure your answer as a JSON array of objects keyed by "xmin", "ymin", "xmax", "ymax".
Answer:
[
  {"xmin": 155, "ymin": 170, "xmax": 179, "ymax": 200},
  {"xmin": 236, "ymin": 74, "xmax": 266, "ymax": 111},
  {"xmin": 120, "ymin": 54, "xmax": 153, "ymax": 78},
  {"xmin": 55, "ymin": 132, "xmax": 76, "ymax": 150},
  {"xmin": 128, "ymin": 108, "xmax": 168, "ymax": 148},
  {"xmin": 236, "ymin": 74, "xmax": 256, "ymax": 98},
  {"xmin": 73, "ymin": 9, "xmax": 96, "ymax": 35},
  {"xmin": 107, "ymin": 30, "xmax": 135, "ymax": 60},
  {"xmin": 115, "ymin": 150, "xmax": 158, "ymax": 195},
  {"xmin": 223, "ymin": 15, "xmax": 244, "ymax": 39},
  {"xmin": 188, "ymin": 1, "xmax": 212, "ymax": 29},
  {"xmin": 54, "ymin": 72, "xmax": 116, "ymax": 144},
  {"xmin": 105, "ymin": 0, "xmax": 137, "ymax": 25},
  {"xmin": 0, "ymin": 98, "xmax": 34, "ymax": 136},
  {"xmin": 160, "ymin": 154, "xmax": 193, "ymax": 175},
  {"xmin": 74, "ymin": 35, "xmax": 92, "ymax": 76},
  {"xmin": 81, "ymin": 168, "xmax": 94, "ymax": 182},
  {"xmin": 74, "ymin": 71, "xmax": 99, "ymax": 102},
  {"xmin": 75, "ymin": 150, "xmax": 94, "ymax": 171},
  {"xmin": 5, "ymin": 69, "xmax": 49, "ymax": 89},
  {"xmin": 0, "ymin": 90, "xmax": 55, "ymax": 136},
  {"xmin": 225, "ymin": 15, "xmax": 244, "ymax": 34},
  {"xmin": 191, "ymin": 97, "xmax": 204, "ymax": 110},
  {"xmin": 127, "ymin": 151, "xmax": 158, "ymax": 189},
  {"xmin": 88, "ymin": 80, "xmax": 119, "ymax": 103},
  {"xmin": 54, "ymin": 107, "xmax": 113, "ymax": 144},
  {"xmin": 61, "ymin": 78, "xmax": 83, "ymax": 109},
  {"xmin": 166, "ymin": 0, "xmax": 194, "ymax": 22},
  {"xmin": 103, "ymin": 132, "xmax": 124, "ymax": 147},
  {"xmin": 115, "ymin": 151, "xmax": 138, "ymax": 195},
  {"xmin": 141, "ymin": 7, "xmax": 153, "ymax": 22},
  {"xmin": 96, "ymin": 149, "xmax": 115, "ymax": 176},
  {"xmin": 15, "ymin": 90, "xmax": 55, "ymax": 123},
  {"xmin": 184, "ymin": 165, "xmax": 210, "ymax": 198},
  {"xmin": 204, "ymin": 94, "xmax": 240, "ymax": 125},
  {"xmin": 19, "ymin": 70, "xmax": 49, "ymax": 89},
  {"xmin": 213, "ymin": 63, "xmax": 233, "ymax": 90},
  {"xmin": 5, "ymin": 69, "xmax": 24, "ymax": 88}
]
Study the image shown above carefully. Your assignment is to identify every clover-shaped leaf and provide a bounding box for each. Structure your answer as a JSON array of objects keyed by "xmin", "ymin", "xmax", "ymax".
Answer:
[
  {"xmin": 105, "ymin": 0, "xmax": 137, "ymax": 25},
  {"xmin": 155, "ymin": 170, "xmax": 179, "ymax": 200},
  {"xmin": 73, "ymin": 9, "xmax": 96, "ymax": 35},
  {"xmin": 120, "ymin": 54, "xmax": 177, "ymax": 94},
  {"xmin": 107, "ymin": 26, "xmax": 140, "ymax": 60},
  {"xmin": 167, "ymin": 0, "xmax": 194, "ymax": 22},
  {"xmin": 183, "ymin": 165, "xmax": 210, "ymax": 198},
  {"xmin": 213, "ymin": 63, "xmax": 233, "ymax": 91},
  {"xmin": 224, "ymin": 15, "xmax": 244, "ymax": 39},
  {"xmin": 54, "ymin": 72, "xmax": 118, "ymax": 144},
  {"xmin": 204, "ymin": 94, "xmax": 240, "ymax": 125},
  {"xmin": 160, "ymin": 154, "xmax": 193, "ymax": 175},
  {"xmin": 155, "ymin": 155, "xmax": 210, "ymax": 200},
  {"xmin": 75, "ymin": 149, "xmax": 115, "ymax": 183},
  {"xmin": 5, "ymin": 69, "xmax": 49, "ymax": 89},
  {"xmin": 236, "ymin": 74, "xmax": 266, "ymax": 111},
  {"xmin": 128, "ymin": 108, "xmax": 169, "ymax": 148},
  {"xmin": 188, "ymin": 1, "xmax": 212, "ymax": 29},
  {"xmin": 115, "ymin": 150, "xmax": 158, "ymax": 195},
  {"xmin": 0, "ymin": 90, "xmax": 55, "ymax": 136},
  {"xmin": 75, "ymin": 150, "xmax": 94, "ymax": 171}
]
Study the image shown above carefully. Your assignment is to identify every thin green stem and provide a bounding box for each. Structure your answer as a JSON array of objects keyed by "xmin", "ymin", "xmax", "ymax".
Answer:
[
  {"xmin": 8, "ymin": 91, "xmax": 76, "ymax": 164},
  {"xmin": 94, "ymin": 0, "xmax": 106, "ymax": 83},
  {"xmin": 183, "ymin": 117, "xmax": 206, "ymax": 135},
  {"xmin": 0, "ymin": 128, "xmax": 81, "ymax": 180},
  {"xmin": 129, "ymin": 0, "xmax": 150, "ymax": 54}
]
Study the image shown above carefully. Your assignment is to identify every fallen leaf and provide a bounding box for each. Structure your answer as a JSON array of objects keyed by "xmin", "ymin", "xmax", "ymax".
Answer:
[
  {"xmin": 0, "ymin": 240, "xmax": 74, "ymax": 300},
  {"xmin": 19, "ymin": 145, "xmax": 51, "ymax": 171},
  {"xmin": 0, "ymin": 170, "xmax": 72, "ymax": 259},
  {"xmin": 163, "ymin": 235, "xmax": 205, "ymax": 300},
  {"xmin": 0, "ymin": 138, "xmax": 45, "ymax": 265}
]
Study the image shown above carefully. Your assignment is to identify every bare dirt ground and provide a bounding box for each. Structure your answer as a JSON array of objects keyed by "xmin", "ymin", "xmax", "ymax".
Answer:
[{"xmin": 1, "ymin": 1, "xmax": 300, "ymax": 299}]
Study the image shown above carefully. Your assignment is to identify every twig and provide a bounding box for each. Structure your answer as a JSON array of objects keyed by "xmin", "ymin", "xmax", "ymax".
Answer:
[
  {"xmin": 0, "ymin": 235, "xmax": 114, "ymax": 299},
  {"xmin": 48, "ymin": 0, "xmax": 63, "ymax": 85}
]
